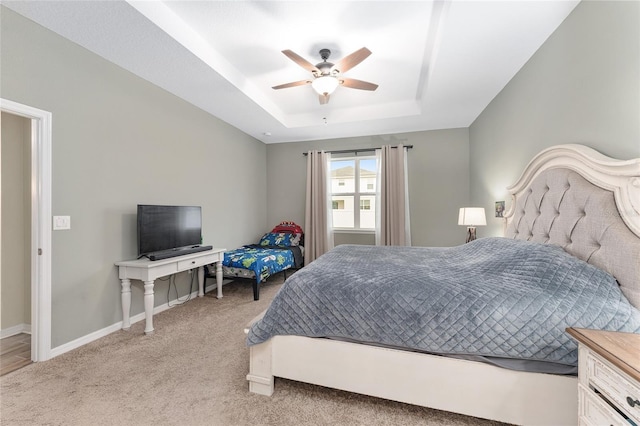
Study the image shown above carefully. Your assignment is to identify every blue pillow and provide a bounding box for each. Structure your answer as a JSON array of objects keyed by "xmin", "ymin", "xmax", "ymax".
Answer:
[{"xmin": 259, "ymin": 232, "xmax": 301, "ymax": 247}]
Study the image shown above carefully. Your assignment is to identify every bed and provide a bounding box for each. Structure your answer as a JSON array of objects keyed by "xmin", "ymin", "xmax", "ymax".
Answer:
[
  {"xmin": 244, "ymin": 144, "xmax": 640, "ymax": 425},
  {"xmin": 213, "ymin": 224, "xmax": 304, "ymax": 301}
]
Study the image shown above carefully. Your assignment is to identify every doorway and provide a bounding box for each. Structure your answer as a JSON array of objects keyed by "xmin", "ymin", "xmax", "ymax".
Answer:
[
  {"xmin": 0, "ymin": 98, "xmax": 52, "ymax": 363},
  {"xmin": 1, "ymin": 112, "xmax": 32, "ymax": 374}
]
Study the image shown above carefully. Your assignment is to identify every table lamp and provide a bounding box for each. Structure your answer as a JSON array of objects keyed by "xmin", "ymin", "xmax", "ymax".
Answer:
[{"xmin": 458, "ymin": 207, "xmax": 487, "ymax": 243}]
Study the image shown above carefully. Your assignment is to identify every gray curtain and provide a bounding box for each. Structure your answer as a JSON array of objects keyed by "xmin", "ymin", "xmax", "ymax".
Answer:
[
  {"xmin": 304, "ymin": 150, "xmax": 334, "ymax": 264},
  {"xmin": 375, "ymin": 144, "xmax": 411, "ymax": 246}
]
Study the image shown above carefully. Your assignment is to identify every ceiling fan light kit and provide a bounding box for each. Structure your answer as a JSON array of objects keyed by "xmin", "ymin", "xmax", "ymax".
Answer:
[
  {"xmin": 311, "ymin": 76, "xmax": 339, "ymax": 96},
  {"xmin": 273, "ymin": 47, "xmax": 378, "ymax": 105}
]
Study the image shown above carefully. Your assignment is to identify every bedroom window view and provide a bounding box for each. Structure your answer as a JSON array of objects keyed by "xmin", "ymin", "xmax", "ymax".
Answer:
[{"xmin": 330, "ymin": 157, "xmax": 377, "ymax": 230}]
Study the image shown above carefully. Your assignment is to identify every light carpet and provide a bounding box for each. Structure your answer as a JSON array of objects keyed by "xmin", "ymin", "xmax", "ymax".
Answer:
[{"xmin": 0, "ymin": 276, "xmax": 507, "ymax": 425}]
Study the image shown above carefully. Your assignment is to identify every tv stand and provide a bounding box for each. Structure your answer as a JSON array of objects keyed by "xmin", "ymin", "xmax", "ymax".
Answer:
[
  {"xmin": 116, "ymin": 248, "xmax": 225, "ymax": 334},
  {"xmin": 148, "ymin": 245, "xmax": 213, "ymax": 261}
]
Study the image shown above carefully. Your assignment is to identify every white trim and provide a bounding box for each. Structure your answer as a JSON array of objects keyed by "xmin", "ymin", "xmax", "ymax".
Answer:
[
  {"xmin": 0, "ymin": 323, "xmax": 32, "ymax": 339},
  {"xmin": 50, "ymin": 287, "xmax": 210, "ymax": 358},
  {"xmin": 46, "ymin": 277, "xmax": 230, "ymax": 359},
  {"xmin": 331, "ymin": 228, "xmax": 375, "ymax": 234},
  {"xmin": 0, "ymin": 98, "xmax": 52, "ymax": 362}
]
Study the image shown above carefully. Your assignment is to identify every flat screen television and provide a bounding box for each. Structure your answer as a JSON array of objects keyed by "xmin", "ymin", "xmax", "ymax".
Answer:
[{"xmin": 137, "ymin": 205, "xmax": 204, "ymax": 259}]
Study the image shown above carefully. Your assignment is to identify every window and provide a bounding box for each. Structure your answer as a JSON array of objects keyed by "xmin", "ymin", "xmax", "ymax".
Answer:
[{"xmin": 330, "ymin": 157, "xmax": 377, "ymax": 230}]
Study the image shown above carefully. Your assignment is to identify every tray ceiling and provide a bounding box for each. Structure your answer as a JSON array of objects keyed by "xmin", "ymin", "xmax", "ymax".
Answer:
[{"xmin": 3, "ymin": 1, "xmax": 579, "ymax": 143}]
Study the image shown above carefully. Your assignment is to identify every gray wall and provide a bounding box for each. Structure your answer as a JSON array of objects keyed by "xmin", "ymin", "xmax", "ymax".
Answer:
[
  {"xmin": 1, "ymin": 8, "xmax": 267, "ymax": 347},
  {"xmin": 1, "ymin": 112, "xmax": 31, "ymax": 331},
  {"xmin": 470, "ymin": 0, "xmax": 640, "ymax": 237},
  {"xmin": 266, "ymin": 129, "xmax": 470, "ymax": 247}
]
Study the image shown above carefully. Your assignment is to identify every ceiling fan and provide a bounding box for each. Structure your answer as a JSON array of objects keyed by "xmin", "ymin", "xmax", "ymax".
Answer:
[{"xmin": 272, "ymin": 47, "xmax": 378, "ymax": 105}]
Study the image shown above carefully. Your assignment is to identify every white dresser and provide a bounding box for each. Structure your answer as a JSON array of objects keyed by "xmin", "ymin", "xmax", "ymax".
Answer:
[{"xmin": 567, "ymin": 328, "xmax": 640, "ymax": 426}]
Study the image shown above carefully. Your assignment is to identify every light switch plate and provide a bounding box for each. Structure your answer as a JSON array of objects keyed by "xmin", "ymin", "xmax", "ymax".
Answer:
[{"xmin": 53, "ymin": 215, "xmax": 71, "ymax": 230}]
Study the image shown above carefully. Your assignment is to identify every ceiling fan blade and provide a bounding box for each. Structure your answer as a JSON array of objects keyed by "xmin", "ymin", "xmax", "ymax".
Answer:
[
  {"xmin": 319, "ymin": 94, "xmax": 330, "ymax": 105},
  {"xmin": 340, "ymin": 78, "xmax": 378, "ymax": 91},
  {"xmin": 282, "ymin": 50, "xmax": 320, "ymax": 73},
  {"xmin": 272, "ymin": 80, "xmax": 312, "ymax": 90},
  {"xmin": 332, "ymin": 47, "xmax": 372, "ymax": 74}
]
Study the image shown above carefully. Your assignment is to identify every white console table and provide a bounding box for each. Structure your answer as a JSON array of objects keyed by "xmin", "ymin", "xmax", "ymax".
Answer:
[{"xmin": 115, "ymin": 248, "xmax": 225, "ymax": 334}]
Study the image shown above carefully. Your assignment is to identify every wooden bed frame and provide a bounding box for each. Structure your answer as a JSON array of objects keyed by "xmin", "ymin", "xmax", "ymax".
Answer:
[{"xmin": 245, "ymin": 144, "xmax": 640, "ymax": 426}]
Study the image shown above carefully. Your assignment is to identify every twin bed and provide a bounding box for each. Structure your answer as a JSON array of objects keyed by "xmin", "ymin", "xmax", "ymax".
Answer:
[
  {"xmin": 244, "ymin": 144, "xmax": 640, "ymax": 425},
  {"xmin": 213, "ymin": 222, "xmax": 304, "ymax": 300}
]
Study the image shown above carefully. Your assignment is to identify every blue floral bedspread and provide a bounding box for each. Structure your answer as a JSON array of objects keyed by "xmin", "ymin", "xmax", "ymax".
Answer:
[{"xmin": 223, "ymin": 246, "xmax": 295, "ymax": 283}]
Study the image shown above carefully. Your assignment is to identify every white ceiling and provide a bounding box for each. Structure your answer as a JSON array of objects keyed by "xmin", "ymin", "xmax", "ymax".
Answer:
[{"xmin": 3, "ymin": 0, "xmax": 579, "ymax": 144}]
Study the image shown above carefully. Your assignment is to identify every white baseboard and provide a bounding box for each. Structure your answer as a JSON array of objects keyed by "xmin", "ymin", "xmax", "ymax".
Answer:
[
  {"xmin": 49, "ymin": 281, "xmax": 231, "ymax": 359},
  {"xmin": 0, "ymin": 323, "xmax": 32, "ymax": 339}
]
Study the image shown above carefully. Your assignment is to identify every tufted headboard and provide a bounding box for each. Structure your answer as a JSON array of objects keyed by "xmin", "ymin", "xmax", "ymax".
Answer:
[{"xmin": 503, "ymin": 144, "xmax": 640, "ymax": 309}]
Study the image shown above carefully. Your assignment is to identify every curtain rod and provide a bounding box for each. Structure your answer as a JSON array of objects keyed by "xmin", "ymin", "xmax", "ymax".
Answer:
[{"xmin": 302, "ymin": 145, "xmax": 413, "ymax": 156}]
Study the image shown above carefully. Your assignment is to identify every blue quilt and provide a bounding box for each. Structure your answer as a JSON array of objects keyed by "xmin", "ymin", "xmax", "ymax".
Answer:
[
  {"xmin": 247, "ymin": 238, "xmax": 640, "ymax": 367},
  {"xmin": 223, "ymin": 246, "xmax": 295, "ymax": 284}
]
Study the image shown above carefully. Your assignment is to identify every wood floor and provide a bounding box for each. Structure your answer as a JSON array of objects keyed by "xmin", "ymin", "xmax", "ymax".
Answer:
[{"xmin": 0, "ymin": 333, "xmax": 32, "ymax": 376}]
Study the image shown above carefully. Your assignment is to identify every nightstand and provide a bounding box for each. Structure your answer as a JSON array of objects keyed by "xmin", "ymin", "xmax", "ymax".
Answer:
[{"xmin": 567, "ymin": 328, "xmax": 640, "ymax": 426}]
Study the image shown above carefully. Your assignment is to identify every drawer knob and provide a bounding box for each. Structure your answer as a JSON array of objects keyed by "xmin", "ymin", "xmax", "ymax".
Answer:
[{"xmin": 627, "ymin": 396, "xmax": 640, "ymax": 408}]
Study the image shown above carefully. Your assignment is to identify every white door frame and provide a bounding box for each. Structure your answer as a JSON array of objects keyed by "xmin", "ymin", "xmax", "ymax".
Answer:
[{"xmin": 1, "ymin": 98, "xmax": 52, "ymax": 362}]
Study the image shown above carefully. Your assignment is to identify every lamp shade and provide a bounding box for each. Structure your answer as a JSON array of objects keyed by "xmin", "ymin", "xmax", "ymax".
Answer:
[
  {"xmin": 312, "ymin": 76, "xmax": 339, "ymax": 95},
  {"xmin": 458, "ymin": 207, "xmax": 487, "ymax": 226}
]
